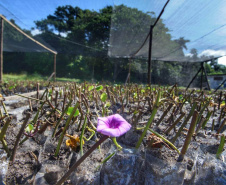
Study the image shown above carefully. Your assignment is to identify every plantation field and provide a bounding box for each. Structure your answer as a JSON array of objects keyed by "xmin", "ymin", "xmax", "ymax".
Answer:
[{"xmin": 0, "ymin": 81, "xmax": 226, "ymax": 184}]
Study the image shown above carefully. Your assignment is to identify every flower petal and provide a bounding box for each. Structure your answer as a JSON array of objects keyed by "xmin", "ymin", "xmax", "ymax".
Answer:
[
  {"xmin": 98, "ymin": 127, "xmax": 121, "ymax": 137},
  {"xmin": 97, "ymin": 114, "xmax": 131, "ymax": 137},
  {"xmin": 96, "ymin": 117, "xmax": 109, "ymax": 133}
]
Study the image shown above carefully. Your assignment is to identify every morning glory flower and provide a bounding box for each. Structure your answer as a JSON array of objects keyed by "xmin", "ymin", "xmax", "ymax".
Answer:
[
  {"xmin": 97, "ymin": 114, "xmax": 131, "ymax": 137},
  {"xmin": 56, "ymin": 114, "xmax": 131, "ymax": 184}
]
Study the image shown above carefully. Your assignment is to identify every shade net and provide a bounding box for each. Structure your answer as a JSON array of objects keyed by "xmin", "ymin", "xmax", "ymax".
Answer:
[
  {"xmin": 109, "ymin": 0, "xmax": 226, "ymax": 62},
  {"xmin": 3, "ymin": 20, "xmax": 56, "ymax": 53},
  {"xmin": 0, "ymin": 0, "xmax": 225, "ymax": 86}
]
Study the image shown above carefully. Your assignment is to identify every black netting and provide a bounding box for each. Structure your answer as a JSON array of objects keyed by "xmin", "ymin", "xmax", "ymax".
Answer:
[{"xmin": 109, "ymin": 0, "xmax": 226, "ymax": 62}]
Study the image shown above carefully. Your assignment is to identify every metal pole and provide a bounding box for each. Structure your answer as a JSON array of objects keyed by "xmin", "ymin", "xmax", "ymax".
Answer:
[
  {"xmin": 186, "ymin": 67, "xmax": 202, "ymax": 91},
  {"xmin": 54, "ymin": 54, "xmax": 56, "ymax": 81},
  {"xmin": 125, "ymin": 58, "xmax": 131, "ymax": 85},
  {"xmin": 148, "ymin": 25, "xmax": 153, "ymax": 86},
  {"xmin": 200, "ymin": 62, "xmax": 204, "ymax": 90},
  {"xmin": 203, "ymin": 62, "xmax": 211, "ymax": 90},
  {"xmin": 0, "ymin": 18, "xmax": 3, "ymax": 83}
]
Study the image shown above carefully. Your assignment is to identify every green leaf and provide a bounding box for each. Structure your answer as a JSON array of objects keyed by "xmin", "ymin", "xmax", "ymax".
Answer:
[
  {"xmin": 25, "ymin": 124, "xmax": 34, "ymax": 132},
  {"xmin": 67, "ymin": 107, "xmax": 79, "ymax": 117},
  {"xmin": 105, "ymin": 101, "xmax": 111, "ymax": 108},
  {"xmin": 59, "ymin": 89, "xmax": 63, "ymax": 97},
  {"xmin": 101, "ymin": 92, "xmax": 107, "ymax": 102},
  {"xmin": 48, "ymin": 89, "xmax": 52, "ymax": 96},
  {"xmin": 179, "ymin": 94, "xmax": 183, "ymax": 100},
  {"xmin": 88, "ymin": 85, "xmax": 94, "ymax": 91},
  {"xmin": 96, "ymin": 85, "xmax": 103, "ymax": 91},
  {"xmin": 133, "ymin": 110, "xmax": 139, "ymax": 115},
  {"xmin": 133, "ymin": 93, "xmax": 137, "ymax": 98},
  {"xmin": 9, "ymin": 85, "xmax": 15, "ymax": 90}
]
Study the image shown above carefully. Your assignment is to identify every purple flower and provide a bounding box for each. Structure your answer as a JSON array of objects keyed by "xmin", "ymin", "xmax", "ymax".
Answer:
[{"xmin": 97, "ymin": 114, "xmax": 131, "ymax": 137}]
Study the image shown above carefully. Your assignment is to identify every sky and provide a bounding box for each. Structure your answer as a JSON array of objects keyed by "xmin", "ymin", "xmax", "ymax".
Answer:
[{"xmin": 1, "ymin": 0, "xmax": 226, "ymax": 65}]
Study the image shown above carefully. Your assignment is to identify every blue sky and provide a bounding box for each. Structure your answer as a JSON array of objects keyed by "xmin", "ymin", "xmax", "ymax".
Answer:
[
  {"xmin": 0, "ymin": 0, "xmax": 112, "ymax": 29},
  {"xmin": 1, "ymin": 0, "xmax": 226, "ymax": 65}
]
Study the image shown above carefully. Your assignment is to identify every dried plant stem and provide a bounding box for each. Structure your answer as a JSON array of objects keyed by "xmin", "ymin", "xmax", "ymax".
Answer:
[
  {"xmin": 171, "ymin": 102, "xmax": 197, "ymax": 144},
  {"xmin": 212, "ymin": 119, "xmax": 215, "ymax": 131},
  {"xmin": 0, "ymin": 116, "xmax": 12, "ymax": 140},
  {"xmin": 201, "ymin": 111, "xmax": 212, "ymax": 129},
  {"xmin": 36, "ymin": 83, "xmax": 39, "ymax": 104},
  {"xmin": 55, "ymin": 90, "xmax": 58, "ymax": 107},
  {"xmin": 55, "ymin": 135, "xmax": 109, "ymax": 185},
  {"xmin": 218, "ymin": 91, "xmax": 222, "ymax": 110},
  {"xmin": 178, "ymin": 110, "xmax": 198, "ymax": 162},
  {"xmin": 0, "ymin": 109, "xmax": 3, "ymax": 118},
  {"xmin": 217, "ymin": 118, "xmax": 226, "ymax": 136},
  {"xmin": 52, "ymin": 99, "xmax": 73, "ymax": 137},
  {"xmin": 1, "ymin": 100, "xmax": 8, "ymax": 117},
  {"xmin": 40, "ymin": 88, "xmax": 48, "ymax": 100},
  {"xmin": 14, "ymin": 93, "xmax": 45, "ymax": 102},
  {"xmin": 156, "ymin": 103, "xmax": 173, "ymax": 126},
  {"xmin": 218, "ymin": 108, "xmax": 224, "ymax": 124},
  {"xmin": 137, "ymin": 126, "xmax": 180, "ymax": 154},
  {"xmin": 195, "ymin": 116, "xmax": 205, "ymax": 134},
  {"xmin": 10, "ymin": 113, "xmax": 31, "ymax": 162},
  {"xmin": 28, "ymin": 99, "xmax": 33, "ymax": 112},
  {"xmin": 62, "ymin": 93, "xmax": 67, "ymax": 112},
  {"xmin": 1, "ymin": 138, "xmax": 10, "ymax": 156},
  {"xmin": 196, "ymin": 99, "xmax": 210, "ymax": 124},
  {"xmin": 164, "ymin": 112, "xmax": 185, "ymax": 134}
]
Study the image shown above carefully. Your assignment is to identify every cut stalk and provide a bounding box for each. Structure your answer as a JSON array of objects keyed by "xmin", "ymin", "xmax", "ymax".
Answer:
[
  {"xmin": 156, "ymin": 103, "xmax": 173, "ymax": 126},
  {"xmin": 55, "ymin": 135, "xmax": 108, "ymax": 185},
  {"xmin": 165, "ymin": 112, "xmax": 185, "ymax": 135},
  {"xmin": 216, "ymin": 134, "xmax": 225, "ymax": 159},
  {"xmin": 171, "ymin": 102, "xmax": 197, "ymax": 144},
  {"xmin": 55, "ymin": 102, "xmax": 80, "ymax": 156},
  {"xmin": 52, "ymin": 99, "xmax": 73, "ymax": 137},
  {"xmin": 80, "ymin": 114, "xmax": 87, "ymax": 156},
  {"xmin": 178, "ymin": 110, "xmax": 199, "ymax": 162},
  {"xmin": 10, "ymin": 113, "xmax": 31, "ymax": 162},
  {"xmin": 136, "ymin": 91, "xmax": 160, "ymax": 149}
]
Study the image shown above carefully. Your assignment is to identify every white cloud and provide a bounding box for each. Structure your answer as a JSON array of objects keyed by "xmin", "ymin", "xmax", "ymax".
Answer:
[
  {"xmin": 185, "ymin": 53, "xmax": 193, "ymax": 57},
  {"xmin": 198, "ymin": 49, "xmax": 226, "ymax": 57},
  {"xmin": 218, "ymin": 56, "xmax": 226, "ymax": 66},
  {"xmin": 59, "ymin": 32, "xmax": 67, "ymax": 37},
  {"xmin": 31, "ymin": 29, "xmax": 42, "ymax": 36}
]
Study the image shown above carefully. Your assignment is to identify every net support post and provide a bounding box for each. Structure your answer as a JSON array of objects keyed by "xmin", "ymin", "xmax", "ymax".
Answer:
[
  {"xmin": 54, "ymin": 54, "xmax": 56, "ymax": 82},
  {"xmin": 203, "ymin": 62, "xmax": 211, "ymax": 90},
  {"xmin": 0, "ymin": 17, "xmax": 3, "ymax": 83},
  {"xmin": 148, "ymin": 25, "xmax": 153, "ymax": 86}
]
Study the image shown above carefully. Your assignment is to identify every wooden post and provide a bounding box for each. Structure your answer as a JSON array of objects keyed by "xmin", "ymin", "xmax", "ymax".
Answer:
[
  {"xmin": 54, "ymin": 54, "xmax": 56, "ymax": 81},
  {"xmin": 0, "ymin": 18, "xmax": 3, "ymax": 83},
  {"xmin": 147, "ymin": 25, "xmax": 153, "ymax": 86}
]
